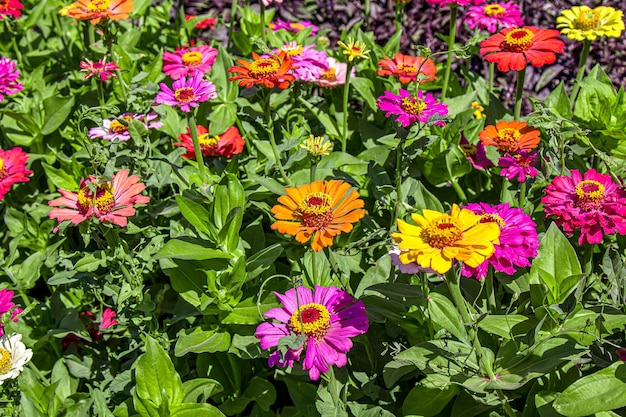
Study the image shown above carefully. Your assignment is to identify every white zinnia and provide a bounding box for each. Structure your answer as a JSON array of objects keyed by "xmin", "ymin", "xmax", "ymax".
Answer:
[{"xmin": 0, "ymin": 333, "xmax": 32, "ymax": 384}]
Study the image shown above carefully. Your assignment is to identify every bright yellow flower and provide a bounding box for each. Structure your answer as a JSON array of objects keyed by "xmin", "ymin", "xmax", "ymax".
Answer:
[
  {"xmin": 471, "ymin": 101, "xmax": 485, "ymax": 120},
  {"xmin": 301, "ymin": 135, "xmax": 333, "ymax": 158},
  {"xmin": 392, "ymin": 204, "xmax": 500, "ymax": 274},
  {"xmin": 337, "ymin": 37, "xmax": 370, "ymax": 62},
  {"xmin": 557, "ymin": 6, "xmax": 624, "ymax": 41}
]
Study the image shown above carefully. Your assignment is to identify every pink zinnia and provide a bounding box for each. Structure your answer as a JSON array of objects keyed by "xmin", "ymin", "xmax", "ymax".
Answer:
[
  {"xmin": 542, "ymin": 169, "xmax": 626, "ymax": 245},
  {"xmin": 277, "ymin": 42, "xmax": 328, "ymax": 82},
  {"xmin": 0, "ymin": 288, "xmax": 21, "ymax": 337},
  {"xmin": 0, "ymin": 57, "xmax": 23, "ymax": 102},
  {"xmin": 48, "ymin": 169, "xmax": 150, "ymax": 232},
  {"xmin": 0, "ymin": 0, "xmax": 23, "ymax": 19},
  {"xmin": 262, "ymin": 0, "xmax": 283, "ymax": 6},
  {"xmin": 426, "ymin": 0, "xmax": 485, "ymax": 7},
  {"xmin": 80, "ymin": 56, "xmax": 120, "ymax": 82},
  {"xmin": 89, "ymin": 112, "xmax": 163, "ymax": 142},
  {"xmin": 155, "ymin": 72, "xmax": 217, "ymax": 113},
  {"xmin": 100, "ymin": 308, "xmax": 118, "ymax": 330},
  {"xmin": 461, "ymin": 203, "xmax": 539, "ymax": 280},
  {"xmin": 460, "ymin": 136, "xmax": 493, "ymax": 170},
  {"xmin": 269, "ymin": 19, "xmax": 318, "ymax": 35},
  {"xmin": 0, "ymin": 147, "xmax": 32, "ymax": 201},
  {"xmin": 255, "ymin": 285, "xmax": 369, "ymax": 380},
  {"xmin": 315, "ymin": 57, "xmax": 354, "ymax": 88},
  {"xmin": 376, "ymin": 89, "xmax": 448, "ymax": 128},
  {"xmin": 498, "ymin": 151, "xmax": 537, "ymax": 182},
  {"xmin": 162, "ymin": 44, "xmax": 218, "ymax": 80},
  {"xmin": 465, "ymin": 2, "xmax": 523, "ymax": 33}
]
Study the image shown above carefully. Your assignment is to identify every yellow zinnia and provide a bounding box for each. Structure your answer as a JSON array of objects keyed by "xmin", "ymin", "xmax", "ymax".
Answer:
[
  {"xmin": 337, "ymin": 37, "xmax": 370, "ymax": 62},
  {"xmin": 392, "ymin": 205, "xmax": 500, "ymax": 274},
  {"xmin": 557, "ymin": 6, "xmax": 624, "ymax": 41}
]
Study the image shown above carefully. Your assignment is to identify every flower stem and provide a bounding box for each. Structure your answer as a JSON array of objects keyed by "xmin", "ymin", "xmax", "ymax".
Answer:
[
  {"xmin": 392, "ymin": 138, "xmax": 406, "ymax": 228},
  {"xmin": 96, "ymin": 80, "xmax": 106, "ymax": 118},
  {"xmin": 441, "ymin": 4, "xmax": 458, "ymax": 101},
  {"xmin": 519, "ymin": 180, "xmax": 527, "ymax": 210},
  {"xmin": 394, "ymin": 4, "xmax": 403, "ymax": 37},
  {"xmin": 570, "ymin": 39, "xmax": 591, "ymax": 107},
  {"xmin": 341, "ymin": 63, "xmax": 353, "ymax": 153},
  {"xmin": 484, "ymin": 268, "xmax": 497, "ymax": 314},
  {"xmin": 259, "ymin": 1, "xmax": 266, "ymax": 42},
  {"xmin": 227, "ymin": 0, "xmax": 238, "ymax": 49},
  {"xmin": 264, "ymin": 92, "xmax": 290, "ymax": 184},
  {"xmin": 364, "ymin": 0, "xmax": 370, "ymax": 31},
  {"xmin": 310, "ymin": 162, "xmax": 317, "ymax": 183},
  {"xmin": 187, "ymin": 112, "xmax": 207, "ymax": 185},
  {"xmin": 450, "ymin": 176, "xmax": 467, "ymax": 203},
  {"xmin": 513, "ymin": 67, "xmax": 526, "ymax": 120},
  {"xmin": 488, "ymin": 62, "xmax": 495, "ymax": 103}
]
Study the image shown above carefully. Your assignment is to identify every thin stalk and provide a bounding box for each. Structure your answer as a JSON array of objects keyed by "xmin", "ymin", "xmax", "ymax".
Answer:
[
  {"xmin": 392, "ymin": 138, "xmax": 406, "ymax": 228},
  {"xmin": 570, "ymin": 39, "xmax": 591, "ymax": 107},
  {"xmin": 341, "ymin": 63, "xmax": 353, "ymax": 153},
  {"xmin": 364, "ymin": 0, "xmax": 370, "ymax": 31},
  {"xmin": 484, "ymin": 268, "xmax": 497, "ymax": 314},
  {"xmin": 488, "ymin": 62, "xmax": 495, "ymax": 103},
  {"xmin": 441, "ymin": 4, "xmax": 458, "ymax": 101},
  {"xmin": 519, "ymin": 180, "xmax": 527, "ymax": 210},
  {"xmin": 394, "ymin": 4, "xmax": 402, "ymax": 39},
  {"xmin": 264, "ymin": 92, "xmax": 290, "ymax": 184},
  {"xmin": 259, "ymin": 1, "xmax": 266, "ymax": 42},
  {"xmin": 310, "ymin": 162, "xmax": 317, "ymax": 183},
  {"xmin": 227, "ymin": 0, "xmax": 239, "ymax": 49},
  {"xmin": 513, "ymin": 67, "xmax": 526, "ymax": 120},
  {"xmin": 450, "ymin": 176, "xmax": 467, "ymax": 203},
  {"xmin": 96, "ymin": 80, "xmax": 106, "ymax": 119},
  {"xmin": 187, "ymin": 113, "xmax": 207, "ymax": 184}
]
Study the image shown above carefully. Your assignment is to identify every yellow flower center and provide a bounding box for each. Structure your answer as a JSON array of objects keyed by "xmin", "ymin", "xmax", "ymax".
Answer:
[
  {"xmin": 484, "ymin": 4, "xmax": 505, "ymax": 16},
  {"xmin": 502, "ymin": 28, "xmax": 535, "ymax": 52},
  {"xmin": 496, "ymin": 128, "xmax": 521, "ymax": 151},
  {"xmin": 174, "ymin": 87, "xmax": 196, "ymax": 103},
  {"xmin": 460, "ymin": 143, "xmax": 477, "ymax": 157},
  {"xmin": 198, "ymin": 133, "xmax": 219, "ymax": 147},
  {"xmin": 301, "ymin": 136, "xmax": 332, "ymax": 157},
  {"xmin": 289, "ymin": 302, "xmax": 331, "ymax": 340},
  {"xmin": 282, "ymin": 45, "xmax": 304, "ymax": 57},
  {"xmin": 87, "ymin": 0, "xmax": 110, "ymax": 12},
  {"xmin": 248, "ymin": 58, "xmax": 280, "ymax": 79},
  {"xmin": 480, "ymin": 213, "xmax": 506, "ymax": 229},
  {"xmin": 298, "ymin": 192, "xmax": 334, "ymax": 228},
  {"xmin": 77, "ymin": 182, "xmax": 116, "ymax": 214},
  {"xmin": 0, "ymin": 157, "xmax": 4, "ymax": 173},
  {"xmin": 0, "ymin": 348, "xmax": 12, "ymax": 375},
  {"xmin": 397, "ymin": 63, "xmax": 417, "ymax": 73},
  {"xmin": 401, "ymin": 97, "xmax": 427, "ymax": 115},
  {"xmin": 182, "ymin": 51, "xmax": 203, "ymax": 66},
  {"xmin": 575, "ymin": 179, "xmax": 605, "ymax": 209},
  {"xmin": 320, "ymin": 67, "xmax": 336, "ymax": 81},
  {"xmin": 575, "ymin": 10, "xmax": 601, "ymax": 31},
  {"xmin": 109, "ymin": 120, "xmax": 129, "ymax": 134},
  {"xmin": 423, "ymin": 215, "xmax": 464, "ymax": 249}
]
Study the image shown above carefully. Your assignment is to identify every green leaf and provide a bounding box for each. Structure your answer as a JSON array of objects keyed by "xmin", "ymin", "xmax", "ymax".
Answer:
[
  {"xmin": 355, "ymin": 254, "xmax": 392, "ymax": 298},
  {"xmin": 422, "ymin": 145, "xmax": 472, "ymax": 186},
  {"xmin": 74, "ymin": 251, "xmax": 106, "ymax": 272},
  {"xmin": 155, "ymin": 240, "xmax": 231, "ymax": 261},
  {"xmin": 477, "ymin": 315, "xmax": 534, "ymax": 339},
  {"xmin": 182, "ymin": 379, "xmax": 223, "ymax": 403},
  {"xmin": 175, "ymin": 195, "xmax": 214, "ymax": 238},
  {"xmin": 552, "ymin": 363, "xmax": 626, "ymax": 416},
  {"xmin": 403, "ymin": 375, "xmax": 459, "ymax": 417},
  {"xmin": 174, "ymin": 328, "xmax": 231, "ymax": 356},
  {"xmin": 219, "ymin": 377, "xmax": 277, "ymax": 415},
  {"xmin": 246, "ymin": 243, "xmax": 283, "ymax": 281},
  {"xmin": 42, "ymin": 163, "xmax": 79, "ymax": 191},
  {"xmin": 535, "ymin": 391, "xmax": 566, "ymax": 417},
  {"xmin": 544, "ymin": 82, "xmax": 572, "ymax": 119},
  {"xmin": 208, "ymin": 103, "xmax": 238, "ymax": 136},
  {"xmin": 170, "ymin": 403, "xmax": 225, "ymax": 417},
  {"xmin": 298, "ymin": 97, "xmax": 340, "ymax": 137},
  {"xmin": 428, "ymin": 292, "xmax": 469, "ymax": 344},
  {"xmin": 42, "ymin": 96, "xmax": 75, "ymax": 135},
  {"xmin": 351, "ymin": 77, "xmax": 377, "ymax": 110}
]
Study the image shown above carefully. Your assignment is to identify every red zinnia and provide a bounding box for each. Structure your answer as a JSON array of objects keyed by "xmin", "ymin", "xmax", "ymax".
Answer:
[
  {"xmin": 228, "ymin": 51, "xmax": 295, "ymax": 89},
  {"xmin": 175, "ymin": 125, "xmax": 245, "ymax": 159},
  {"xmin": 480, "ymin": 26, "xmax": 565, "ymax": 72},
  {"xmin": 0, "ymin": 147, "xmax": 32, "ymax": 200},
  {"xmin": 377, "ymin": 53, "xmax": 437, "ymax": 84}
]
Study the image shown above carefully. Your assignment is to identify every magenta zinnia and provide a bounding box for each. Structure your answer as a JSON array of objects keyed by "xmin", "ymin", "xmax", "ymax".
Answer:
[
  {"xmin": 465, "ymin": 2, "xmax": 523, "ymax": 33},
  {"xmin": 255, "ymin": 285, "xmax": 368, "ymax": 380},
  {"xmin": 48, "ymin": 169, "xmax": 150, "ymax": 232},
  {"xmin": 162, "ymin": 44, "xmax": 218, "ymax": 80},
  {"xmin": 155, "ymin": 72, "xmax": 217, "ymax": 112},
  {"xmin": 0, "ymin": 147, "xmax": 32, "ymax": 201},
  {"xmin": 80, "ymin": 56, "xmax": 120, "ymax": 81},
  {"xmin": 426, "ymin": 0, "xmax": 485, "ymax": 7},
  {"xmin": 461, "ymin": 203, "xmax": 539, "ymax": 280},
  {"xmin": 277, "ymin": 41, "xmax": 329, "ymax": 82},
  {"xmin": 376, "ymin": 88, "xmax": 448, "ymax": 127},
  {"xmin": 89, "ymin": 112, "xmax": 163, "ymax": 142},
  {"xmin": 542, "ymin": 169, "xmax": 626, "ymax": 245},
  {"xmin": 0, "ymin": 288, "xmax": 22, "ymax": 337},
  {"xmin": 0, "ymin": 57, "xmax": 23, "ymax": 102},
  {"xmin": 498, "ymin": 151, "xmax": 537, "ymax": 182}
]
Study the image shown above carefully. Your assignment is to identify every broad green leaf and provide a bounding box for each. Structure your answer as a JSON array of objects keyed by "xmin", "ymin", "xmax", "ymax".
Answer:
[
  {"xmin": 170, "ymin": 403, "xmax": 225, "ymax": 417},
  {"xmin": 544, "ymin": 82, "xmax": 572, "ymax": 119},
  {"xmin": 351, "ymin": 77, "xmax": 377, "ymax": 110},
  {"xmin": 219, "ymin": 377, "xmax": 277, "ymax": 415},
  {"xmin": 43, "ymin": 163, "xmax": 79, "ymax": 191},
  {"xmin": 208, "ymin": 103, "xmax": 238, "ymax": 136},
  {"xmin": 477, "ymin": 315, "xmax": 534, "ymax": 339},
  {"xmin": 422, "ymin": 145, "xmax": 472, "ymax": 186},
  {"xmin": 42, "ymin": 96, "xmax": 75, "ymax": 135},
  {"xmin": 155, "ymin": 240, "xmax": 231, "ymax": 261},
  {"xmin": 182, "ymin": 379, "xmax": 223, "ymax": 403},
  {"xmin": 535, "ymin": 391, "xmax": 565, "ymax": 417},
  {"xmin": 175, "ymin": 195, "xmax": 214, "ymax": 238},
  {"xmin": 428, "ymin": 292, "xmax": 469, "ymax": 344},
  {"xmin": 174, "ymin": 328, "xmax": 231, "ymax": 356},
  {"xmin": 403, "ymin": 375, "xmax": 459, "ymax": 417},
  {"xmin": 246, "ymin": 243, "xmax": 283, "ymax": 281},
  {"xmin": 347, "ymin": 403, "xmax": 396, "ymax": 417},
  {"xmin": 73, "ymin": 251, "xmax": 106, "ymax": 272},
  {"xmin": 355, "ymin": 254, "xmax": 391, "ymax": 298}
]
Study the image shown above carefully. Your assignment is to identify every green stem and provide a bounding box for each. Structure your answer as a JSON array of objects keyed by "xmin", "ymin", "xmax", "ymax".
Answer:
[
  {"xmin": 310, "ymin": 162, "xmax": 317, "ymax": 183},
  {"xmin": 392, "ymin": 138, "xmax": 406, "ymax": 228},
  {"xmin": 513, "ymin": 67, "xmax": 526, "ymax": 120},
  {"xmin": 394, "ymin": 4, "xmax": 402, "ymax": 36},
  {"xmin": 341, "ymin": 63, "xmax": 353, "ymax": 153},
  {"xmin": 96, "ymin": 80, "xmax": 106, "ymax": 119},
  {"xmin": 187, "ymin": 113, "xmax": 207, "ymax": 185},
  {"xmin": 259, "ymin": 1, "xmax": 266, "ymax": 42},
  {"xmin": 450, "ymin": 176, "xmax": 467, "ymax": 203},
  {"xmin": 364, "ymin": 0, "xmax": 370, "ymax": 31},
  {"xmin": 484, "ymin": 268, "xmax": 497, "ymax": 314},
  {"xmin": 227, "ymin": 0, "xmax": 238, "ymax": 49},
  {"xmin": 488, "ymin": 62, "xmax": 495, "ymax": 104},
  {"xmin": 264, "ymin": 92, "xmax": 290, "ymax": 184},
  {"xmin": 441, "ymin": 4, "xmax": 458, "ymax": 101},
  {"xmin": 519, "ymin": 180, "xmax": 526, "ymax": 211},
  {"xmin": 570, "ymin": 39, "xmax": 591, "ymax": 107}
]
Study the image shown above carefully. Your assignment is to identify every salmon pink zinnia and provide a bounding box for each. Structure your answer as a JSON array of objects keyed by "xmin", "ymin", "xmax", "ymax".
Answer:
[
  {"xmin": 0, "ymin": 147, "xmax": 32, "ymax": 201},
  {"xmin": 155, "ymin": 72, "xmax": 217, "ymax": 112},
  {"xmin": 162, "ymin": 44, "xmax": 218, "ymax": 80},
  {"xmin": 377, "ymin": 53, "xmax": 437, "ymax": 84}
]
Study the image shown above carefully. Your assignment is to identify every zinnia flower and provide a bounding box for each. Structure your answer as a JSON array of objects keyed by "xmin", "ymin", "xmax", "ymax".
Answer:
[
  {"xmin": 300, "ymin": 135, "xmax": 333, "ymax": 158},
  {"xmin": 498, "ymin": 151, "xmax": 537, "ymax": 182},
  {"xmin": 0, "ymin": 333, "xmax": 31, "ymax": 385},
  {"xmin": 228, "ymin": 51, "xmax": 296, "ymax": 89},
  {"xmin": 557, "ymin": 6, "xmax": 624, "ymax": 41},
  {"xmin": 270, "ymin": 180, "xmax": 366, "ymax": 252},
  {"xmin": 472, "ymin": 101, "xmax": 485, "ymax": 119},
  {"xmin": 80, "ymin": 56, "xmax": 120, "ymax": 81},
  {"xmin": 255, "ymin": 285, "xmax": 368, "ymax": 380},
  {"xmin": 480, "ymin": 26, "xmax": 565, "ymax": 72},
  {"xmin": 269, "ymin": 19, "xmax": 318, "ymax": 35},
  {"xmin": 0, "ymin": 147, "xmax": 32, "ymax": 201},
  {"xmin": 100, "ymin": 308, "xmax": 118, "ymax": 329},
  {"xmin": 277, "ymin": 42, "xmax": 328, "ymax": 82},
  {"xmin": 389, "ymin": 247, "xmax": 437, "ymax": 274},
  {"xmin": 459, "ymin": 136, "xmax": 493, "ymax": 170},
  {"xmin": 392, "ymin": 204, "xmax": 501, "ymax": 275},
  {"xmin": 262, "ymin": 0, "xmax": 283, "ymax": 6},
  {"xmin": 48, "ymin": 169, "xmax": 150, "ymax": 231},
  {"xmin": 617, "ymin": 348, "xmax": 626, "ymax": 361},
  {"xmin": 426, "ymin": 0, "xmax": 485, "ymax": 7},
  {"xmin": 337, "ymin": 37, "xmax": 370, "ymax": 62},
  {"xmin": 314, "ymin": 57, "xmax": 354, "ymax": 88},
  {"xmin": 376, "ymin": 88, "xmax": 448, "ymax": 128},
  {"xmin": 185, "ymin": 14, "xmax": 216, "ymax": 30},
  {"xmin": 465, "ymin": 2, "xmax": 523, "ymax": 33},
  {"xmin": 174, "ymin": 125, "xmax": 245, "ymax": 159},
  {"xmin": 162, "ymin": 44, "xmax": 218, "ymax": 80},
  {"xmin": 155, "ymin": 72, "xmax": 217, "ymax": 112},
  {"xmin": 89, "ymin": 112, "xmax": 163, "ymax": 142},
  {"xmin": 0, "ymin": 57, "xmax": 23, "ymax": 102},
  {"xmin": 461, "ymin": 203, "xmax": 539, "ymax": 280},
  {"xmin": 0, "ymin": 288, "xmax": 22, "ymax": 337},
  {"xmin": 542, "ymin": 169, "xmax": 626, "ymax": 245},
  {"xmin": 62, "ymin": 307, "xmax": 118, "ymax": 349},
  {"xmin": 0, "ymin": 0, "xmax": 23, "ymax": 19},
  {"xmin": 64, "ymin": 0, "xmax": 134, "ymax": 24},
  {"xmin": 377, "ymin": 53, "xmax": 437, "ymax": 84},
  {"xmin": 479, "ymin": 120, "xmax": 541, "ymax": 153}
]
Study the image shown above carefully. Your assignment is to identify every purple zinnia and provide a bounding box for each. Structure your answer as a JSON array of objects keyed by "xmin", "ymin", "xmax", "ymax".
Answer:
[
  {"xmin": 155, "ymin": 72, "xmax": 217, "ymax": 113},
  {"xmin": 376, "ymin": 89, "xmax": 448, "ymax": 128},
  {"xmin": 0, "ymin": 57, "xmax": 23, "ymax": 102},
  {"xmin": 465, "ymin": 2, "xmax": 524, "ymax": 33},
  {"xmin": 255, "ymin": 285, "xmax": 369, "ymax": 380},
  {"xmin": 461, "ymin": 202, "xmax": 539, "ymax": 280},
  {"xmin": 269, "ymin": 19, "xmax": 318, "ymax": 35},
  {"xmin": 460, "ymin": 135, "xmax": 493, "ymax": 170},
  {"xmin": 498, "ymin": 151, "xmax": 537, "ymax": 182},
  {"xmin": 276, "ymin": 42, "xmax": 329, "ymax": 82},
  {"xmin": 89, "ymin": 112, "xmax": 163, "ymax": 142}
]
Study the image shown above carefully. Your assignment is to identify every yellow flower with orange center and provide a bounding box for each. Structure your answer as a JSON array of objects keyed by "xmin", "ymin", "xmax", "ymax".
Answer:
[
  {"xmin": 557, "ymin": 6, "xmax": 624, "ymax": 41},
  {"xmin": 478, "ymin": 120, "xmax": 541, "ymax": 153},
  {"xmin": 337, "ymin": 37, "xmax": 370, "ymax": 62}
]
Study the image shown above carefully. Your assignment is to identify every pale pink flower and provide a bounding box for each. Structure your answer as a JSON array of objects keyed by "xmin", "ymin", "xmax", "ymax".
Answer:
[
  {"xmin": 315, "ymin": 57, "xmax": 355, "ymax": 88},
  {"xmin": 80, "ymin": 56, "xmax": 120, "ymax": 82},
  {"xmin": 89, "ymin": 112, "xmax": 163, "ymax": 142}
]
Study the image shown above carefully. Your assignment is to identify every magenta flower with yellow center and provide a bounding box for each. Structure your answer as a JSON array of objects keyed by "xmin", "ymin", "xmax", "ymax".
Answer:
[
  {"xmin": 155, "ymin": 72, "xmax": 217, "ymax": 112},
  {"xmin": 0, "ymin": 147, "xmax": 32, "ymax": 201},
  {"xmin": 465, "ymin": 2, "xmax": 523, "ymax": 33},
  {"xmin": 376, "ymin": 88, "xmax": 448, "ymax": 127},
  {"xmin": 162, "ymin": 44, "xmax": 218, "ymax": 80}
]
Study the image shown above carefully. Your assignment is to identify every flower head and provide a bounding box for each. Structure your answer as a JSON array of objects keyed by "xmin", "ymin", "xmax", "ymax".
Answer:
[
  {"xmin": 48, "ymin": 169, "xmax": 150, "ymax": 232},
  {"xmin": 426, "ymin": 0, "xmax": 485, "ymax": 7},
  {"xmin": 228, "ymin": 51, "xmax": 296, "ymax": 89},
  {"xmin": 271, "ymin": 180, "xmax": 366, "ymax": 252},
  {"xmin": 185, "ymin": 14, "xmax": 216, "ymax": 30},
  {"xmin": 301, "ymin": 135, "xmax": 333, "ymax": 159},
  {"xmin": 338, "ymin": 37, "xmax": 370, "ymax": 62},
  {"xmin": 0, "ymin": 147, "xmax": 32, "ymax": 201},
  {"xmin": 459, "ymin": 136, "xmax": 493, "ymax": 170},
  {"xmin": 174, "ymin": 125, "xmax": 245, "ymax": 159},
  {"xmin": 100, "ymin": 308, "xmax": 118, "ymax": 329},
  {"xmin": 465, "ymin": 2, "xmax": 523, "ymax": 33},
  {"xmin": 155, "ymin": 72, "xmax": 217, "ymax": 112},
  {"xmin": 557, "ymin": 6, "xmax": 624, "ymax": 41},
  {"xmin": 389, "ymin": 246, "xmax": 437, "ymax": 274},
  {"xmin": 376, "ymin": 88, "xmax": 448, "ymax": 128},
  {"xmin": 277, "ymin": 42, "xmax": 329, "ymax": 82},
  {"xmin": 472, "ymin": 101, "xmax": 485, "ymax": 119},
  {"xmin": 163, "ymin": 44, "xmax": 218, "ymax": 80},
  {"xmin": 64, "ymin": 0, "xmax": 134, "ymax": 24},
  {"xmin": 314, "ymin": 57, "xmax": 354, "ymax": 88},
  {"xmin": 479, "ymin": 120, "xmax": 541, "ymax": 153},
  {"xmin": 392, "ymin": 204, "xmax": 501, "ymax": 275},
  {"xmin": 0, "ymin": 0, "xmax": 23, "ymax": 19},
  {"xmin": 0, "ymin": 57, "xmax": 23, "ymax": 102},
  {"xmin": 542, "ymin": 169, "xmax": 626, "ymax": 245},
  {"xmin": 89, "ymin": 112, "xmax": 163, "ymax": 142},
  {"xmin": 377, "ymin": 53, "xmax": 437, "ymax": 84},
  {"xmin": 480, "ymin": 26, "xmax": 565, "ymax": 72},
  {"xmin": 255, "ymin": 285, "xmax": 368, "ymax": 380},
  {"xmin": 498, "ymin": 151, "xmax": 537, "ymax": 182},
  {"xmin": 80, "ymin": 56, "xmax": 120, "ymax": 82},
  {"xmin": 262, "ymin": 0, "xmax": 283, "ymax": 6},
  {"xmin": 461, "ymin": 203, "xmax": 539, "ymax": 280},
  {"xmin": 0, "ymin": 333, "xmax": 32, "ymax": 385},
  {"xmin": 0, "ymin": 289, "xmax": 22, "ymax": 337},
  {"xmin": 269, "ymin": 19, "xmax": 318, "ymax": 35}
]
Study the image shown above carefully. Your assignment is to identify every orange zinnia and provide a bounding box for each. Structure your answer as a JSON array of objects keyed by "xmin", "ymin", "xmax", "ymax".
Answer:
[
  {"xmin": 377, "ymin": 53, "xmax": 437, "ymax": 84},
  {"xmin": 228, "ymin": 51, "xmax": 296, "ymax": 90},
  {"xmin": 480, "ymin": 26, "xmax": 565, "ymax": 72},
  {"xmin": 271, "ymin": 180, "xmax": 366, "ymax": 252},
  {"xmin": 478, "ymin": 120, "xmax": 541, "ymax": 153},
  {"xmin": 64, "ymin": 0, "xmax": 133, "ymax": 25}
]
